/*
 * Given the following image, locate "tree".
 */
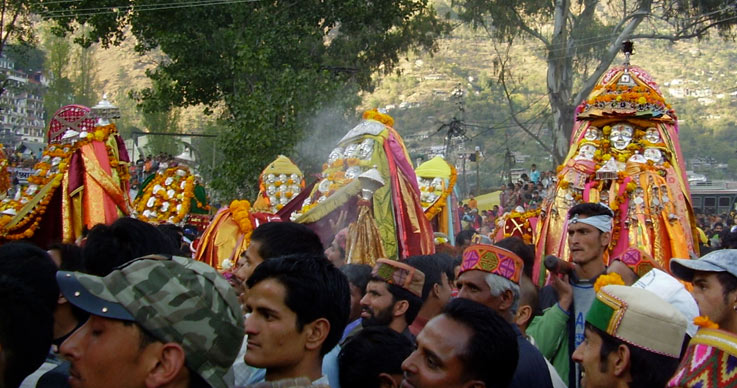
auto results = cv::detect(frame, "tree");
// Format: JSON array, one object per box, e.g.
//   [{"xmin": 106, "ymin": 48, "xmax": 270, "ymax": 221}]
[
  {"xmin": 70, "ymin": 41, "xmax": 98, "ymax": 107},
  {"xmin": 141, "ymin": 107, "xmax": 181, "ymax": 157},
  {"xmin": 40, "ymin": 25, "xmax": 74, "ymax": 119},
  {"xmin": 454, "ymin": 0, "xmax": 737, "ymax": 163},
  {"xmin": 40, "ymin": 0, "xmax": 450, "ymax": 200}
]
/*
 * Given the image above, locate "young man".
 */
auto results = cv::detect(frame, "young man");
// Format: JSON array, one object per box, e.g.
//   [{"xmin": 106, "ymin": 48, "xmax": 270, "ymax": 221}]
[
  {"xmin": 528, "ymin": 202, "xmax": 613, "ymax": 387},
  {"xmin": 57, "ymin": 255, "xmax": 245, "ymax": 388},
  {"xmin": 338, "ymin": 327, "xmax": 413, "ymax": 388},
  {"xmin": 401, "ymin": 298, "xmax": 519, "ymax": 388},
  {"xmin": 360, "ymin": 259, "xmax": 425, "ymax": 341},
  {"xmin": 670, "ymin": 249, "xmax": 737, "ymax": 334},
  {"xmin": 244, "ymin": 254, "xmax": 350, "ymax": 385},
  {"xmin": 456, "ymin": 243, "xmax": 554, "ymax": 388},
  {"xmin": 572, "ymin": 285, "xmax": 687, "ymax": 388},
  {"xmin": 405, "ymin": 254, "xmax": 454, "ymax": 336},
  {"xmin": 234, "ymin": 222, "xmax": 324, "ymax": 286}
]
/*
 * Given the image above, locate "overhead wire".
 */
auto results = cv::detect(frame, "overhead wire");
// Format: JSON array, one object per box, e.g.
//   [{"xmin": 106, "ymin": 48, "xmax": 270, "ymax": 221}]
[{"xmin": 37, "ymin": 0, "xmax": 260, "ymax": 18}]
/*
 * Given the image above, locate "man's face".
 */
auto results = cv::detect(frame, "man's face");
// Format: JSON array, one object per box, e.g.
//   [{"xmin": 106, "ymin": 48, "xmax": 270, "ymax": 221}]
[
  {"xmin": 401, "ymin": 315, "xmax": 472, "ymax": 388},
  {"xmin": 568, "ymin": 219, "xmax": 609, "ymax": 266},
  {"xmin": 348, "ymin": 283, "xmax": 364, "ymax": 323},
  {"xmin": 572, "ymin": 327, "xmax": 617, "ymax": 388},
  {"xmin": 235, "ymin": 240, "xmax": 264, "ymax": 286},
  {"xmin": 244, "ymin": 278, "xmax": 307, "ymax": 370},
  {"xmin": 360, "ymin": 280, "xmax": 395, "ymax": 327},
  {"xmin": 457, "ymin": 270, "xmax": 500, "ymax": 311},
  {"xmin": 692, "ymin": 271, "xmax": 737, "ymax": 327},
  {"xmin": 60, "ymin": 315, "xmax": 153, "ymax": 388}
]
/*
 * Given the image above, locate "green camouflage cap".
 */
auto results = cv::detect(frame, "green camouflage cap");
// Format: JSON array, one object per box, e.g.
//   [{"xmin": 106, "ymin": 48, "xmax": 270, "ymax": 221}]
[{"xmin": 57, "ymin": 255, "xmax": 244, "ymax": 388}]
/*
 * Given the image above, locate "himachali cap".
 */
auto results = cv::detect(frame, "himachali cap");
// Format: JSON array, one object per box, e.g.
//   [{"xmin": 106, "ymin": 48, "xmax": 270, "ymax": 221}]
[
  {"xmin": 586, "ymin": 285, "xmax": 687, "ymax": 358},
  {"xmin": 609, "ymin": 246, "xmax": 660, "ymax": 278},
  {"xmin": 460, "ymin": 244, "xmax": 524, "ymax": 284},
  {"xmin": 667, "ymin": 328, "xmax": 737, "ymax": 388},
  {"xmin": 56, "ymin": 255, "xmax": 244, "ymax": 388},
  {"xmin": 372, "ymin": 258, "xmax": 425, "ymax": 298},
  {"xmin": 670, "ymin": 249, "xmax": 737, "ymax": 282}
]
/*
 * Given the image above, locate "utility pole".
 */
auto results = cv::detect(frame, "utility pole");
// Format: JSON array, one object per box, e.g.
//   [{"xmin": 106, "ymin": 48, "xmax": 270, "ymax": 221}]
[{"xmin": 475, "ymin": 146, "xmax": 481, "ymax": 195}]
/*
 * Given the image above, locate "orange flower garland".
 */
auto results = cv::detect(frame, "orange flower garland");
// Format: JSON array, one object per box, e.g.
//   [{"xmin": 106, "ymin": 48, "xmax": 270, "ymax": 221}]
[
  {"xmin": 593, "ymin": 272, "xmax": 625, "ymax": 293},
  {"xmin": 134, "ymin": 167, "xmax": 197, "ymax": 224},
  {"xmin": 693, "ymin": 316, "xmax": 719, "ymax": 329}
]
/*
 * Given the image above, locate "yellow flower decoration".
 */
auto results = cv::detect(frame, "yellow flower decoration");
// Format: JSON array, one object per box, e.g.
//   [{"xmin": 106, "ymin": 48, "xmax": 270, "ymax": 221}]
[
  {"xmin": 594, "ymin": 272, "xmax": 625, "ymax": 293},
  {"xmin": 693, "ymin": 316, "xmax": 719, "ymax": 329}
]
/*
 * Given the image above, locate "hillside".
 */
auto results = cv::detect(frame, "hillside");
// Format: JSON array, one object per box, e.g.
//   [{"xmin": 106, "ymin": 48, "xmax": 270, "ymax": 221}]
[{"xmin": 85, "ymin": 9, "xmax": 737, "ymax": 193}]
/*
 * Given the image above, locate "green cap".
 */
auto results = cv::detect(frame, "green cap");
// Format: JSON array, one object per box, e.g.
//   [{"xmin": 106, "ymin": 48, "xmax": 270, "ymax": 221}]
[{"xmin": 57, "ymin": 255, "xmax": 244, "ymax": 388}]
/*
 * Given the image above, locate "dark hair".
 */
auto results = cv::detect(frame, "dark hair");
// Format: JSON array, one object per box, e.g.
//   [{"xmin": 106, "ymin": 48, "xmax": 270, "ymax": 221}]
[
  {"xmin": 156, "ymin": 223, "xmax": 186, "ymax": 256},
  {"xmin": 250, "ymin": 222, "xmax": 323, "ymax": 260},
  {"xmin": 340, "ymin": 264, "xmax": 372, "ymax": 295},
  {"xmin": 338, "ymin": 327, "xmax": 413, "ymax": 388},
  {"xmin": 246, "ymin": 254, "xmax": 350, "ymax": 356},
  {"xmin": 83, "ymin": 217, "xmax": 177, "ymax": 276},
  {"xmin": 48, "ymin": 242, "xmax": 84, "ymax": 272},
  {"xmin": 455, "ymin": 229, "xmax": 477, "ymax": 248},
  {"xmin": 568, "ymin": 202, "xmax": 614, "ymax": 220},
  {"xmin": 494, "ymin": 237, "xmax": 535, "ymax": 279},
  {"xmin": 383, "ymin": 280, "xmax": 423, "ymax": 325},
  {"xmin": 716, "ymin": 271, "xmax": 737, "ymax": 299},
  {"xmin": 0, "ymin": 274, "xmax": 54, "ymax": 388},
  {"xmin": 589, "ymin": 324, "xmax": 680, "ymax": 388},
  {"xmin": 0, "ymin": 242, "xmax": 59, "ymax": 313},
  {"xmin": 443, "ymin": 298, "xmax": 518, "ymax": 388},
  {"xmin": 405, "ymin": 254, "xmax": 454, "ymax": 300}
]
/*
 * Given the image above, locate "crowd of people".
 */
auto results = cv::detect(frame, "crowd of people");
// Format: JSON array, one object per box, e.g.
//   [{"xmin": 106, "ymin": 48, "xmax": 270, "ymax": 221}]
[{"xmin": 2, "ymin": 199, "xmax": 736, "ymax": 388}]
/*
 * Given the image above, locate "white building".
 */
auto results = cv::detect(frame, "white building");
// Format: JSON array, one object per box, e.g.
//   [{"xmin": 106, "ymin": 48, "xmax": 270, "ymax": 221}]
[{"xmin": 0, "ymin": 55, "xmax": 47, "ymax": 145}]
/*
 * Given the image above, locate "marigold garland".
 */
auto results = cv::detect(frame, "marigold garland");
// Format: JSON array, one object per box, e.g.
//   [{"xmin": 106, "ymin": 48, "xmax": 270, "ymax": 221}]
[
  {"xmin": 693, "ymin": 316, "xmax": 719, "ymax": 329},
  {"xmin": 230, "ymin": 200, "xmax": 253, "ymax": 235},
  {"xmin": 134, "ymin": 167, "xmax": 197, "ymax": 224},
  {"xmin": 362, "ymin": 109, "xmax": 394, "ymax": 128},
  {"xmin": 593, "ymin": 272, "xmax": 625, "ymax": 293}
]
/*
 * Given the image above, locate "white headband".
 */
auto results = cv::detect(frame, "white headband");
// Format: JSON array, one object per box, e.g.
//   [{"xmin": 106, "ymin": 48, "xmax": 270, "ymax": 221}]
[{"xmin": 569, "ymin": 214, "xmax": 612, "ymax": 233}]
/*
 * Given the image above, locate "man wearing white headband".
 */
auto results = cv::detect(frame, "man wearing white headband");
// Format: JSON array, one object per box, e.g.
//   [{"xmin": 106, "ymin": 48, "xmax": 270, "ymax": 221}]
[{"xmin": 528, "ymin": 202, "xmax": 614, "ymax": 388}]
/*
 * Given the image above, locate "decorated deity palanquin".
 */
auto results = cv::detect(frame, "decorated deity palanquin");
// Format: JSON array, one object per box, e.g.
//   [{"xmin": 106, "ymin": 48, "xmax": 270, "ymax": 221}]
[
  {"xmin": 0, "ymin": 102, "xmax": 131, "ymax": 246},
  {"xmin": 133, "ymin": 164, "xmax": 209, "ymax": 225},
  {"xmin": 194, "ymin": 155, "xmax": 303, "ymax": 270},
  {"xmin": 532, "ymin": 65, "xmax": 697, "ymax": 284},
  {"xmin": 415, "ymin": 156, "xmax": 460, "ymax": 244},
  {"xmin": 291, "ymin": 110, "xmax": 434, "ymax": 262}
]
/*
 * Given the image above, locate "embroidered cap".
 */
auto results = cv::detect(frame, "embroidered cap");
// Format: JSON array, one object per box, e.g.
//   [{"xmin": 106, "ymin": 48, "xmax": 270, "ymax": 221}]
[
  {"xmin": 609, "ymin": 247, "xmax": 660, "ymax": 278},
  {"xmin": 372, "ymin": 258, "xmax": 425, "ymax": 298},
  {"xmin": 667, "ymin": 328, "xmax": 737, "ymax": 387},
  {"xmin": 586, "ymin": 285, "xmax": 687, "ymax": 358},
  {"xmin": 459, "ymin": 244, "xmax": 524, "ymax": 284}
]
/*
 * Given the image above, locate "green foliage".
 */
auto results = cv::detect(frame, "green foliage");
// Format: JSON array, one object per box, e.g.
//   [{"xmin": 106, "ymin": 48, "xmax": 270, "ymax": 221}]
[{"xmin": 40, "ymin": 0, "xmax": 449, "ymax": 200}]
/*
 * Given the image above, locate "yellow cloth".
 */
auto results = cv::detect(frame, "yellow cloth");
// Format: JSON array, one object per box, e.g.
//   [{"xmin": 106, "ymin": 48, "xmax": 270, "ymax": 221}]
[{"xmin": 416, "ymin": 156, "xmax": 452, "ymax": 179}]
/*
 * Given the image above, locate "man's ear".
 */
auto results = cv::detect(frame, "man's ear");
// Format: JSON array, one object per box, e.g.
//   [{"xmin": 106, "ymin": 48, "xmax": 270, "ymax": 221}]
[
  {"xmin": 432, "ymin": 283, "xmax": 442, "ymax": 299},
  {"xmin": 461, "ymin": 380, "xmax": 486, "ymax": 388},
  {"xmin": 612, "ymin": 343, "xmax": 631, "ymax": 377},
  {"xmin": 393, "ymin": 300, "xmax": 409, "ymax": 317},
  {"xmin": 304, "ymin": 318, "xmax": 330, "ymax": 352},
  {"xmin": 514, "ymin": 305, "xmax": 533, "ymax": 328},
  {"xmin": 144, "ymin": 343, "xmax": 187, "ymax": 388},
  {"xmin": 498, "ymin": 289, "xmax": 515, "ymax": 312},
  {"xmin": 378, "ymin": 372, "xmax": 401, "ymax": 388},
  {"xmin": 600, "ymin": 231, "xmax": 612, "ymax": 248}
]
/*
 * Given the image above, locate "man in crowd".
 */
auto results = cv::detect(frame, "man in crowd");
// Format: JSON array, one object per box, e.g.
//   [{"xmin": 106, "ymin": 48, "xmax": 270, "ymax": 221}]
[
  {"xmin": 572, "ymin": 285, "xmax": 687, "ymax": 388},
  {"xmin": 57, "ymin": 254, "xmax": 244, "ymax": 388},
  {"xmin": 456, "ymin": 243, "xmax": 553, "ymax": 388},
  {"xmin": 528, "ymin": 202, "xmax": 613, "ymax": 387},
  {"xmin": 405, "ymin": 254, "xmax": 454, "ymax": 336},
  {"xmin": 338, "ymin": 327, "xmax": 413, "ymax": 388},
  {"xmin": 401, "ymin": 298, "xmax": 519, "ymax": 388},
  {"xmin": 244, "ymin": 254, "xmax": 349, "ymax": 386},
  {"xmin": 0, "ymin": 243, "xmax": 58, "ymax": 388},
  {"xmin": 234, "ymin": 222, "xmax": 324, "ymax": 287},
  {"xmin": 339, "ymin": 264, "xmax": 373, "ymax": 342},
  {"xmin": 360, "ymin": 259, "xmax": 425, "ymax": 342},
  {"xmin": 670, "ymin": 249, "xmax": 737, "ymax": 334}
]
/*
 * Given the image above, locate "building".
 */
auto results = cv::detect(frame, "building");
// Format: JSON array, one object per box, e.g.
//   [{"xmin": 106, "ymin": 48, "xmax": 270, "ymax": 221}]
[{"xmin": 0, "ymin": 54, "xmax": 48, "ymax": 146}]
